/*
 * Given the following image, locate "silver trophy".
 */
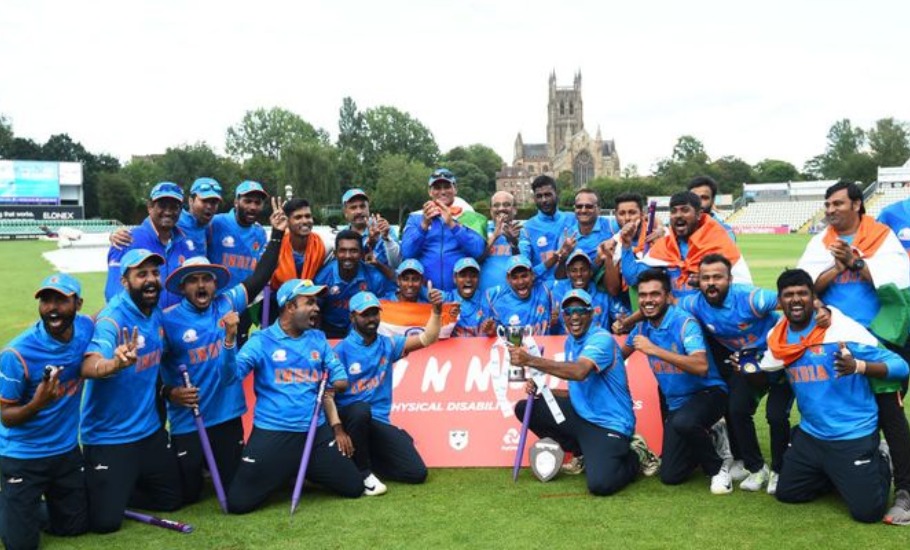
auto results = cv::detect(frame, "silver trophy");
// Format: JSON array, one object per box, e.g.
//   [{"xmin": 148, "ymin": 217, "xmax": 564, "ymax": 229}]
[
  {"xmin": 497, "ymin": 324, "xmax": 533, "ymax": 382},
  {"xmin": 530, "ymin": 438, "xmax": 565, "ymax": 482}
]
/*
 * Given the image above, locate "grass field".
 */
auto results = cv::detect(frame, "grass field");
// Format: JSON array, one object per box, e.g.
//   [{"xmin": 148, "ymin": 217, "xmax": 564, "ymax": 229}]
[{"xmin": 2, "ymin": 234, "xmax": 908, "ymax": 549}]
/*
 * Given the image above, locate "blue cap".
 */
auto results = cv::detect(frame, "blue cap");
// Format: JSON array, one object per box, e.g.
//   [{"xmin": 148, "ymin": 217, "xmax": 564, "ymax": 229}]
[
  {"xmin": 506, "ymin": 255, "xmax": 532, "ymax": 274},
  {"xmin": 561, "ymin": 288, "xmax": 593, "ymax": 308},
  {"xmin": 165, "ymin": 256, "xmax": 231, "ymax": 295},
  {"xmin": 396, "ymin": 259, "xmax": 425, "ymax": 276},
  {"xmin": 453, "ymin": 257, "xmax": 481, "ymax": 274},
  {"xmin": 149, "ymin": 181, "xmax": 184, "ymax": 202},
  {"xmin": 276, "ymin": 278, "xmax": 327, "ymax": 308},
  {"xmin": 349, "ymin": 291, "xmax": 382, "ymax": 313},
  {"xmin": 566, "ymin": 248, "xmax": 591, "ymax": 265},
  {"xmin": 342, "ymin": 188, "xmax": 369, "ymax": 205},
  {"xmin": 119, "ymin": 248, "xmax": 165, "ymax": 277},
  {"xmin": 236, "ymin": 180, "xmax": 268, "ymax": 198},
  {"xmin": 34, "ymin": 272, "xmax": 81, "ymax": 298},
  {"xmin": 428, "ymin": 168, "xmax": 456, "ymax": 186},
  {"xmin": 190, "ymin": 177, "xmax": 222, "ymax": 200}
]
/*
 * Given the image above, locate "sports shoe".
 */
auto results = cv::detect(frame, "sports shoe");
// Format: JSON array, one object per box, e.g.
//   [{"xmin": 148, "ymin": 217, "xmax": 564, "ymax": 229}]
[
  {"xmin": 710, "ymin": 460, "xmax": 733, "ymax": 495},
  {"xmin": 710, "ymin": 419, "xmax": 734, "ymax": 462},
  {"xmin": 767, "ymin": 471, "xmax": 779, "ymax": 495},
  {"xmin": 728, "ymin": 460, "xmax": 749, "ymax": 482},
  {"xmin": 560, "ymin": 455, "xmax": 585, "ymax": 475},
  {"xmin": 885, "ymin": 489, "xmax": 910, "ymax": 526},
  {"xmin": 630, "ymin": 434, "xmax": 661, "ymax": 477},
  {"xmin": 740, "ymin": 464, "xmax": 770, "ymax": 492},
  {"xmin": 363, "ymin": 473, "xmax": 387, "ymax": 496}
]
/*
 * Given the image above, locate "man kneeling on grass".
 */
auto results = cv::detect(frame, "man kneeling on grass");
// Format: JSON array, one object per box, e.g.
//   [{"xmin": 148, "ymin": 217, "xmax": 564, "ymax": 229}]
[
  {"xmin": 331, "ymin": 290, "xmax": 444, "ymax": 495},
  {"xmin": 764, "ymin": 268, "xmax": 907, "ymax": 523},
  {"xmin": 508, "ymin": 289, "xmax": 659, "ymax": 496}
]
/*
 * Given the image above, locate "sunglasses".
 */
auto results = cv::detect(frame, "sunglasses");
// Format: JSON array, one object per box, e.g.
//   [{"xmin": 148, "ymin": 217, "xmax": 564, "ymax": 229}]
[
  {"xmin": 195, "ymin": 182, "xmax": 222, "ymax": 193},
  {"xmin": 562, "ymin": 306, "xmax": 593, "ymax": 316},
  {"xmin": 574, "ymin": 203, "xmax": 596, "ymax": 210}
]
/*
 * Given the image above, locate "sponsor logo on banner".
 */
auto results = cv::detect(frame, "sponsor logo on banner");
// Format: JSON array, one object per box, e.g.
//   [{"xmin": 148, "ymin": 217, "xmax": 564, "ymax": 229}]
[
  {"xmin": 449, "ymin": 430, "xmax": 469, "ymax": 451},
  {"xmin": 501, "ymin": 427, "xmax": 519, "ymax": 451}
]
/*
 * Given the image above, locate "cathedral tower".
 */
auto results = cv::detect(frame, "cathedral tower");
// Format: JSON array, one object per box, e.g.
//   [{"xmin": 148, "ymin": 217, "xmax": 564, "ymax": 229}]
[{"xmin": 546, "ymin": 70, "xmax": 584, "ymax": 157}]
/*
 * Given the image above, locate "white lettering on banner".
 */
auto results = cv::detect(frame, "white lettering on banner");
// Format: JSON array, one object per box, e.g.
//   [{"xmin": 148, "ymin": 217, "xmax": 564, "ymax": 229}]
[
  {"xmin": 392, "ymin": 402, "xmax": 444, "ymax": 413},
  {"xmin": 421, "ymin": 357, "xmax": 452, "ymax": 392},
  {"xmin": 465, "ymin": 353, "xmax": 499, "ymax": 392},
  {"xmin": 391, "ymin": 358, "xmax": 409, "ymax": 389},
  {"xmin": 446, "ymin": 401, "xmax": 499, "ymax": 412}
]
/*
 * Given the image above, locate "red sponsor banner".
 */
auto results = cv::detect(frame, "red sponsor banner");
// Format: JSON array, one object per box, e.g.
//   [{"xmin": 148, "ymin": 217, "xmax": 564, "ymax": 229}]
[
  {"xmin": 241, "ymin": 336, "xmax": 662, "ymax": 467},
  {"xmin": 732, "ymin": 225, "xmax": 789, "ymax": 235}
]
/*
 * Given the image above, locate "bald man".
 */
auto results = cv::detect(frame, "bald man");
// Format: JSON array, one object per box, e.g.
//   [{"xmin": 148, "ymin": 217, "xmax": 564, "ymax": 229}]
[{"xmin": 480, "ymin": 191, "xmax": 521, "ymax": 293}]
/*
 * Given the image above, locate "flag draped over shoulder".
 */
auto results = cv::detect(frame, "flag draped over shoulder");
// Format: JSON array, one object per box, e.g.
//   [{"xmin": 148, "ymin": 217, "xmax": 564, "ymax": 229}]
[
  {"xmin": 270, "ymin": 232, "xmax": 326, "ymax": 290},
  {"xmin": 762, "ymin": 307, "xmax": 878, "ymax": 370},
  {"xmin": 798, "ymin": 216, "xmax": 910, "ymax": 345},
  {"xmin": 635, "ymin": 214, "xmax": 752, "ymax": 287},
  {"xmin": 378, "ymin": 301, "xmax": 459, "ymax": 339}
]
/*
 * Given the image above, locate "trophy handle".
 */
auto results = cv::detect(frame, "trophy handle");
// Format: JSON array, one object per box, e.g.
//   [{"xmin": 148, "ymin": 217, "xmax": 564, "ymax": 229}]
[{"xmin": 496, "ymin": 325, "xmax": 506, "ymax": 340}]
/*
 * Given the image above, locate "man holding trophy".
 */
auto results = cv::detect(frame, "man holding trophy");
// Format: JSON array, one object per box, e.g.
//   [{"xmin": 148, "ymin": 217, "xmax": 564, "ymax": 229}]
[{"xmin": 507, "ymin": 289, "xmax": 658, "ymax": 496}]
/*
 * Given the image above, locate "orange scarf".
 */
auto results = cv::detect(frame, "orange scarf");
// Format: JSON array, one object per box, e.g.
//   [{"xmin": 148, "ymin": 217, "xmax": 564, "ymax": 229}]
[
  {"xmin": 647, "ymin": 214, "xmax": 740, "ymax": 286},
  {"xmin": 767, "ymin": 317, "xmax": 826, "ymax": 366},
  {"xmin": 822, "ymin": 215, "xmax": 890, "ymax": 258},
  {"xmin": 270, "ymin": 231, "xmax": 326, "ymax": 290}
]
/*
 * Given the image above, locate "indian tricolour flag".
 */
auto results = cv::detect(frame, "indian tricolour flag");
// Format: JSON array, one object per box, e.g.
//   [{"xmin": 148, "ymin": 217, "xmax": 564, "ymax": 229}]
[{"xmin": 378, "ymin": 301, "xmax": 460, "ymax": 339}]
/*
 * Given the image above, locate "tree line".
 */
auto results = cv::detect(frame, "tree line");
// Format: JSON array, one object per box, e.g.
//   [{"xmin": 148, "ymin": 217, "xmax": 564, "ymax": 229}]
[{"xmin": 1, "ymin": 106, "xmax": 908, "ymax": 224}]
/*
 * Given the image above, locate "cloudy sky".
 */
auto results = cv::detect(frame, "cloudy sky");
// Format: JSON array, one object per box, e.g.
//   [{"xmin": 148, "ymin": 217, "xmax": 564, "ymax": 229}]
[{"xmin": 2, "ymin": 0, "xmax": 908, "ymax": 174}]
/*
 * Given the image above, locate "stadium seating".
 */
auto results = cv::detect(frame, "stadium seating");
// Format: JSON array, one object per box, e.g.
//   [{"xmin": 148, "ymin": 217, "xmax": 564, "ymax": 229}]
[
  {"xmin": 729, "ymin": 201, "xmax": 824, "ymax": 230},
  {"xmin": 866, "ymin": 185, "xmax": 910, "ymax": 219},
  {"xmin": 0, "ymin": 219, "xmax": 122, "ymax": 238}
]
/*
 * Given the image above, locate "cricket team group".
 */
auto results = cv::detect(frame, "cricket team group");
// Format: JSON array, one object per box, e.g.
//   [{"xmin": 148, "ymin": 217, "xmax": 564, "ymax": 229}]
[{"xmin": 4, "ymin": 168, "xmax": 910, "ymax": 548}]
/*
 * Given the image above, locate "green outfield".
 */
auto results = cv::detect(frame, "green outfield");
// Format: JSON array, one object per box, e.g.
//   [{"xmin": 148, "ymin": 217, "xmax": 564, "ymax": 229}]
[{"xmin": 2, "ymin": 234, "xmax": 907, "ymax": 549}]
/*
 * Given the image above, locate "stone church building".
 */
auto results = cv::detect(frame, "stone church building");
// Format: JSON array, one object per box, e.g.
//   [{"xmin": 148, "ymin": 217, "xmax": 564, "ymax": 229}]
[{"xmin": 496, "ymin": 71, "xmax": 621, "ymax": 205}]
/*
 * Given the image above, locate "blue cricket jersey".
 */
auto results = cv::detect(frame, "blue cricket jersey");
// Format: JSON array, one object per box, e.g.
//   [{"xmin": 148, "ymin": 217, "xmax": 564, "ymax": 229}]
[
  {"xmin": 442, "ymin": 290, "xmax": 483, "ymax": 336},
  {"xmin": 0, "ymin": 315, "xmax": 93, "ymax": 459},
  {"xmin": 81, "ymin": 292, "xmax": 166, "ymax": 445},
  {"xmin": 333, "ymin": 331, "xmax": 407, "ymax": 424},
  {"xmin": 558, "ymin": 217, "xmax": 615, "ymax": 265},
  {"xmin": 315, "ymin": 260, "xmax": 395, "ymax": 334},
  {"xmin": 207, "ymin": 211, "xmax": 267, "ymax": 286},
  {"xmin": 105, "ymin": 218, "xmax": 194, "ymax": 308},
  {"xmin": 178, "ymin": 209, "xmax": 209, "ymax": 256},
  {"xmin": 480, "ymin": 225, "xmax": 516, "ymax": 293},
  {"xmin": 678, "ymin": 284, "xmax": 779, "ymax": 352},
  {"xmin": 160, "ymin": 285, "xmax": 249, "ymax": 435},
  {"xmin": 339, "ymin": 224, "xmax": 400, "ymax": 267},
  {"xmin": 400, "ymin": 213, "xmax": 486, "ymax": 291},
  {"xmin": 223, "ymin": 324, "xmax": 347, "ymax": 432},
  {"xmin": 814, "ymin": 234, "xmax": 880, "ymax": 328},
  {"xmin": 878, "ymin": 199, "xmax": 910, "ymax": 256},
  {"xmin": 627, "ymin": 305, "xmax": 726, "ymax": 411},
  {"xmin": 482, "ymin": 282, "xmax": 554, "ymax": 335},
  {"xmin": 564, "ymin": 327, "xmax": 636, "ymax": 436},
  {"xmin": 519, "ymin": 209, "xmax": 570, "ymax": 284},
  {"xmin": 784, "ymin": 318, "xmax": 909, "ymax": 440}
]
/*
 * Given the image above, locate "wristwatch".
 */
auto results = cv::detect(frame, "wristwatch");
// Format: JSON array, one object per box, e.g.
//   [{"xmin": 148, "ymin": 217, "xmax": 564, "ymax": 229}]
[{"xmin": 849, "ymin": 258, "xmax": 866, "ymax": 272}]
